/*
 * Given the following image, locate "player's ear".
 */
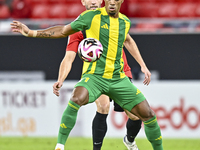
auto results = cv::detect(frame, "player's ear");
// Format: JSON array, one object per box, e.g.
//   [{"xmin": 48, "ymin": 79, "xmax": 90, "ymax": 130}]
[{"xmin": 81, "ymin": 0, "xmax": 85, "ymax": 6}]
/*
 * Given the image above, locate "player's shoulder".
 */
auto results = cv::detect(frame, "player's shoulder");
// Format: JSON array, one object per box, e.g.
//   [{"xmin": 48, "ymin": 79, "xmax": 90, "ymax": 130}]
[
  {"xmin": 119, "ymin": 13, "xmax": 131, "ymax": 23},
  {"xmin": 80, "ymin": 8, "xmax": 101, "ymax": 17}
]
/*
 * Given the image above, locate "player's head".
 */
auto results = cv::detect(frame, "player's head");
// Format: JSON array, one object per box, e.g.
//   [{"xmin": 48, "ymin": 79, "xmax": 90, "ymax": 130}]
[
  {"xmin": 81, "ymin": 0, "xmax": 103, "ymax": 10},
  {"xmin": 104, "ymin": 0, "xmax": 124, "ymax": 18}
]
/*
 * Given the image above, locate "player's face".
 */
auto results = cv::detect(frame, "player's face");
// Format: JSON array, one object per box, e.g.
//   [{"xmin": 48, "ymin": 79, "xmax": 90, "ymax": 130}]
[
  {"xmin": 104, "ymin": 0, "xmax": 124, "ymax": 18},
  {"xmin": 81, "ymin": 0, "xmax": 103, "ymax": 10}
]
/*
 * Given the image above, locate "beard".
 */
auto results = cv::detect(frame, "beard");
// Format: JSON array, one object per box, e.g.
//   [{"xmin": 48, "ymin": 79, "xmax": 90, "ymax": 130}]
[{"xmin": 109, "ymin": 12, "xmax": 116, "ymax": 16}]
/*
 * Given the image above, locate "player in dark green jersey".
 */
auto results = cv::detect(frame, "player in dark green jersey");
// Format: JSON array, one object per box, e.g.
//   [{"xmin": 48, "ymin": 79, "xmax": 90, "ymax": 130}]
[{"xmin": 11, "ymin": 0, "xmax": 164, "ymax": 150}]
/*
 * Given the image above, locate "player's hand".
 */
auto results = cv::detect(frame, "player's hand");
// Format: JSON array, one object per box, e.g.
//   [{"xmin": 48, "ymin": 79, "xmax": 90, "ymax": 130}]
[
  {"xmin": 141, "ymin": 67, "xmax": 151, "ymax": 85},
  {"xmin": 53, "ymin": 81, "xmax": 63, "ymax": 97},
  {"xmin": 10, "ymin": 21, "xmax": 29, "ymax": 36}
]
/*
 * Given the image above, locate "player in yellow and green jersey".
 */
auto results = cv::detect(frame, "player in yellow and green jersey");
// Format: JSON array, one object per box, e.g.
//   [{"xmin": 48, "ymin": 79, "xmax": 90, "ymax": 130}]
[
  {"xmin": 53, "ymin": 1, "xmax": 143, "ymax": 150},
  {"xmin": 72, "ymin": 7, "xmax": 130, "ymax": 79},
  {"xmin": 11, "ymin": 0, "xmax": 164, "ymax": 150}
]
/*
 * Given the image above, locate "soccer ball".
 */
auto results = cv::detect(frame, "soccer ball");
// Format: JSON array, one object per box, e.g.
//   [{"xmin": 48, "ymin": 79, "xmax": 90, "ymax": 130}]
[{"xmin": 78, "ymin": 38, "xmax": 103, "ymax": 62}]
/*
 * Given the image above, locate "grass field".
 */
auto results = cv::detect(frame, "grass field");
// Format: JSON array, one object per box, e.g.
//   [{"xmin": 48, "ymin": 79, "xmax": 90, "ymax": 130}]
[{"xmin": 0, "ymin": 137, "xmax": 200, "ymax": 150}]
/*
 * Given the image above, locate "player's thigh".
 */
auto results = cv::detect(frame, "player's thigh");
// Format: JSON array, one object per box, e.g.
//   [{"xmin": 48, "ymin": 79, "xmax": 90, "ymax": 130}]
[
  {"xmin": 75, "ymin": 74, "xmax": 107, "ymax": 104},
  {"xmin": 70, "ymin": 86, "xmax": 90, "ymax": 105},
  {"xmin": 109, "ymin": 77, "xmax": 146, "ymax": 112},
  {"xmin": 95, "ymin": 94, "xmax": 110, "ymax": 114},
  {"xmin": 130, "ymin": 99, "xmax": 155, "ymax": 121}
]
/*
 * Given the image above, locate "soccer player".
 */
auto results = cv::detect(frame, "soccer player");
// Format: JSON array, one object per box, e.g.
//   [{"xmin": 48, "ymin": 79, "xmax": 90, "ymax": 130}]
[
  {"xmin": 53, "ymin": 0, "xmax": 141, "ymax": 150},
  {"xmin": 10, "ymin": 0, "xmax": 164, "ymax": 150}
]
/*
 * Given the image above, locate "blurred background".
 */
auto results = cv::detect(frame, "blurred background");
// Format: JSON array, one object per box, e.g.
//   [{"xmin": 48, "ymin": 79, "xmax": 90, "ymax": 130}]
[{"xmin": 0, "ymin": 0, "xmax": 200, "ymax": 145}]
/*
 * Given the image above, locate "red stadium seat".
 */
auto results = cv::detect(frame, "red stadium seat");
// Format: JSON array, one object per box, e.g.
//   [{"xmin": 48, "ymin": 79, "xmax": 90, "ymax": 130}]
[
  {"xmin": 127, "ymin": 0, "xmax": 138, "ymax": 2},
  {"xmin": 11, "ymin": 0, "xmax": 32, "ymax": 18},
  {"xmin": 50, "ymin": 0, "xmax": 81, "ymax": 4},
  {"xmin": 65, "ymin": 3, "xmax": 85, "ymax": 18},
  {"xmin": 49, "ymin": 4, "xmax": 68, "ymax": 18},
  {"xmin": 65, "ymin": 0, "xmax": 80, "ymax": 2},
  {"xmin": 120, "ymin": 0, "xmax": 129, "ymax": 16},
  {"xmin": 155, "ymin": 0, "xmax": 175, "ymax": 2},
  {"xmin": 25, "ymin": 0, "xmax": 49, "ymax": 5},
  {"xmin": 195, "ymin": 3, "xmax": 200, "ymax": 17},
  {"xmin": 0, "ymin": 4, "xmax": 10, "ymax": 19},
  {"xmin": 127, "ymin": 2, "xmax": 140, "ymax": 17},
  {"xmin": 48, "ymin": 0, "xmax": 66, "ymax": 4},
  {"xmin": 158, "ymin": 3, "xmax": 178, "ymax": 18},
  {"xmin": 176, "ymin": 3, "xmax": 196, "ymax": 18},
  {"xmin": 137, "ymin": 3, "xmax": 159, "ymax": 18},
  {"xmin": 156, "ymin": 0, "xmax": 200, "ymax": 3},
  {"xmin": 174, "ymin": 0, "xmax": 199, "ymax": 2},
  {"xmin": 137, "ymin": 0, "xmax": 156, "ymax": 2},
  {"xmin": 31, "ymin": 4, "xmax": 50, "ymax": 19}
]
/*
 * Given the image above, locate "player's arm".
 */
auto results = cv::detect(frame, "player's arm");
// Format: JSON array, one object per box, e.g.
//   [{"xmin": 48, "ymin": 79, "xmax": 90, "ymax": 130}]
[
  {"xmin": 53, "ymin": 51, "xmax": 76, "ymax": 96},
  {"xmin": 10, "ymin": 21, "xmax": 76, "ymax": 38},
  {"xmin": 58, "ymin": 51, "xmax": 76, "ymax": 83},
  {"xmin": 124, "ymin": 33, "xmax": 151, "ymax": 85}
]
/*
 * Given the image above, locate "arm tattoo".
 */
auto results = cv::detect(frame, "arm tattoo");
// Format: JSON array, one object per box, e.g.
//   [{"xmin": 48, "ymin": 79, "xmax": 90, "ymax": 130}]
[{"xmin": 39, "ymin": 31, "xmax": 55, "ymax": 37}]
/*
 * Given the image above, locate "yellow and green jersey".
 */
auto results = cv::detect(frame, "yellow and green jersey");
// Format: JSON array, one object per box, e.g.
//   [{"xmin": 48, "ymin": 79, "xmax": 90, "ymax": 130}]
[{"xmin": 70, "ymin": 7, "xmax": 131, "ymax": 79}]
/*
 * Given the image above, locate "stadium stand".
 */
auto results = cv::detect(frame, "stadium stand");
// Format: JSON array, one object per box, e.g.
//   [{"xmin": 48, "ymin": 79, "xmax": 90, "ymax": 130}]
[
  {"xmin": 31, "ymin": 4, "xmax": 50, "ymax": 19},
  {"xmin": 49, "ymin": 4, "xmax": 68, "ymax": 19},
  {"xmin": 195, "ymin": 3, "xmax": 200, "ymax": 17},
  {"xmin": 137, "ymin": 3, "xmax": 160, "ymax": 18},
  {"xmin": 64, "ymin": 3, "xmax": 85, "ymax": 18},
  {"xmin": 173, "ymin": 0, "xmax": 199, "ymax": 2},
  {"xmin": 1, "ymin": 0, "xmax": 200, "ymax": 19},
  {"xmin": 157, "ymin": 3, "xmax": 178, "ymax": 18},
  {"xmin": 127, "ymin": 2, "xmax": 140, "ymax": 18},
  {"xmin": 0, "ymin": 1, "xmax": 10, "ymax": 19},
  {"xmin": 25, "ymin": 0, "xmax": 49, "ymax": 5},
  {"xmin": 11, "ymin": 0, "xmax": 32, "ymax": 18},
  {"xmin": 1, "ymin": 0, "xmax": 200, "ymax": 33},
  {"xmin": 176, "ymin": 3, "xmax": 197, "ymax": 18}
]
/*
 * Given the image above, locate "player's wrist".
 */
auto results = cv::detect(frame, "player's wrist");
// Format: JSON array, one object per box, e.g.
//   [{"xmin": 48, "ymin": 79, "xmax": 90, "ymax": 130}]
[
  {"xmin": 57, "ymin": 80, "xmax": 64, "ymax": 84},
  {"xmin": 28, "ymin": 30, "xmax": 37, "ymax": 37},
  {"xmin": 22, "ymin": 29, "xmax": 37, "ymax": 37}
]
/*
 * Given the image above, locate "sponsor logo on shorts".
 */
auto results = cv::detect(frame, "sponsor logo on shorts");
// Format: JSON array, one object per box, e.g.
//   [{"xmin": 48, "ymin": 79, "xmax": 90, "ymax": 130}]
[{"xmin": 136, "ymin": 89, "xmax": 141, "ymax": 95}]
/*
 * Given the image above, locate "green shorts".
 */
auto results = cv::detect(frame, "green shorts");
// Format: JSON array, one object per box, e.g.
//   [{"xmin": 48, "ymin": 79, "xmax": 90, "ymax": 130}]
[{"xmin": 74, "ymin": 74, "xmax": 146, "ymax": 111}]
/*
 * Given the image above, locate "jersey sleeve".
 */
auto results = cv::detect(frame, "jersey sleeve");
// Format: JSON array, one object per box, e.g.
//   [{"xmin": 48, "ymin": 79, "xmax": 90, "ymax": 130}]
[
  {"xmin": 70, "ymin": 9, "xmax": 100, "ymax": 31},
  {"xmin": 70, "ymin": 15, "xmax": 88, "ymax": 31},
  {"xmin": 122, "ymin": 49, "xmax": 133, "ymax": 79},
  {"xmin": 66, "ymin": 31, "xmax": 84, "ymax": 53}
]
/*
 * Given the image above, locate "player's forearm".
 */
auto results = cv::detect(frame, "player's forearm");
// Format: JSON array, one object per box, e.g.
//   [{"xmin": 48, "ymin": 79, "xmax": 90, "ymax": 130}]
[
  {"xmin": 124, "ymin": 37, "xmax": 147, "ymax": 68},
  {"xmin": 129, "ymin": 45, "xmax": 146, "ymax": 68},
  {"xmin": 11, "ymin": 21, "xmax": 76, "ymax": 38},
  {"xmin": 31, "ymin": 26, "xmax": 66, "ymax": 38},
  {"xmin": 28, "ymin": 24, "xmax": 76, "ymax": 39},
  {"xmin": 57, "ymin": 61, "xmax": 72, "ymax": 83},
  {"xmin": 37, "ymin": 26, "xmax": 65, "ymax": 38}
]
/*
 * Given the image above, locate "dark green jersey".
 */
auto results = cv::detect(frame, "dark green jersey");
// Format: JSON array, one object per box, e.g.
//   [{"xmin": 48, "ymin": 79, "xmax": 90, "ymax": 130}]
[{"xmin": 71, "ymin": 7, "xmax": 131, "ymax": 79}]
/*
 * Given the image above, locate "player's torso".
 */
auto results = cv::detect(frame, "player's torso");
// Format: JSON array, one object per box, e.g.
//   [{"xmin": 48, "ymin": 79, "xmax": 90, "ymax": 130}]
[{"xmin": 82, "ymin": 7, "xmax": 131, "ymax": 79}]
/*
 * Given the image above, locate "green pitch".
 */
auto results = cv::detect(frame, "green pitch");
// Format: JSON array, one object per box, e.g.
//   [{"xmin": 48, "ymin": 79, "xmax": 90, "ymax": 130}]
[{"xmin": 0, "ymin": 137, "xmax": 200, "ymax": 150}]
